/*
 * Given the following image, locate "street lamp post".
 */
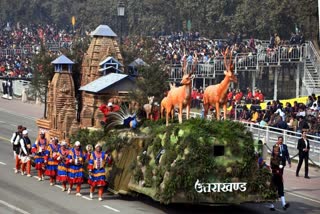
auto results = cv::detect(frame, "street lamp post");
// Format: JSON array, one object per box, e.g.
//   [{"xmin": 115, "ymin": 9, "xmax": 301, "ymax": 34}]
[{"xmin": 117, "ymin": 0, "xmax": 125, "ymax": 44}]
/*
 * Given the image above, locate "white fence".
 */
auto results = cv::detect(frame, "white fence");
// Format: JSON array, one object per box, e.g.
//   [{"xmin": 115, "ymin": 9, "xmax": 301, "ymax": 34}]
[
  {"xmin": 188, "ymin": 111, "xmax": 320, "ymax": 166},
  {"xmin": 169, "ymin": 44, "xmax": 307, "ymax": 80},
  {"xmin": 0, "ymin": 79, "xmax": 31, "ymax": 97}
]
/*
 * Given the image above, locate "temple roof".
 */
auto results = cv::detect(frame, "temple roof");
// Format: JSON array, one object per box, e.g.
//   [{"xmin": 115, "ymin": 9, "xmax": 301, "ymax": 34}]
[
  {"xmin": 90, "ymin": 25, "xmax": 117, "ymax": 37},
  {"xmin": 51, "ymin": 55, "xmax": 74, "ymax": 64},
  {"xmin": 99, "ymin": 56, "xmax": 123, "ymax": 66},
  {"xmin": 79, "ymin": 73, "xmax": 129, "ymax": 93}
]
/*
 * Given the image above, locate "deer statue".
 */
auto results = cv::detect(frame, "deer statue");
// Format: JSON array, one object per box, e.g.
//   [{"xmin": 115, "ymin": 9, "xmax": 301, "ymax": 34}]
[
  {"xmin": 165, "ymin": 52, "xmax": 197, "ymax": 126},
  {"xmin": 160, "ymin": 82, "xmax": 176, "ymax": 118},
  {"xmin": 203, "ymin": 47, "xmax": 237, "ymax": 120},
  {"xmin": 143, "ymin": 96, "xmax": 155, "ymax": 119}
]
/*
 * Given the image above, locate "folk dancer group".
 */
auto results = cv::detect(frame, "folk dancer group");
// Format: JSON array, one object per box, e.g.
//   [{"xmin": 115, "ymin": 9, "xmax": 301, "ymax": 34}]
[{"xmin": 10, "ymin": 125, "xmax": 112, "ymax": 201}]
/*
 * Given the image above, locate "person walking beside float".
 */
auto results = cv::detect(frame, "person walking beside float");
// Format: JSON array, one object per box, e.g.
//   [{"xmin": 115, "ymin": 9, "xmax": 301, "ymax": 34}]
[
  {"xmin": 88, "ymin": 142, "xmax": 112, "ymax": 201},
  {"xmin": 270, "ymin": 145, "xmax": 290, "ymax": 211},
  {"xmin": 45, "ymin": 137, "xmax": 60, "ymax": 186},
  {"xmin": 11, "ymin": 125, "xmax": 23, "ymax": 173},
  {"xmin": 67, "ymin": 141, "xmax": 86, "ymax": 196},
  {"xmin": 19, "ymin": 130, "xmax": 32, "ymax": 177},
  {"xmin": 32, "ymin": 131, "xmax": 48, "ymax": 181},
  {"xmin": 56, "ymin": 141, "xmax": 70, "ymax": 192}
]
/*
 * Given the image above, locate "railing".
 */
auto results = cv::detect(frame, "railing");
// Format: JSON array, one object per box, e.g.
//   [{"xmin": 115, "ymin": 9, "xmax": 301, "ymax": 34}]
[
  {"xmin": 240, "ymin": 121, "xmax": 320, "ymax": 166},
  {"xmin": 186, "ymin": 111, "xmax": 320, "ymax": 166},
  {"xmin": 169, "ymin": 44, "xmax": 306, "ymax": 80},
  {"xmin": 306, "ymin": 41, "xmax": 320, "ymax": 78},
  {"xmin": 303, "ymin": 62, "xmax": 316, "ymax": 95},
  {"xmin": 0, "ymin": 42, "xmax": 72, "ymax": 57}
]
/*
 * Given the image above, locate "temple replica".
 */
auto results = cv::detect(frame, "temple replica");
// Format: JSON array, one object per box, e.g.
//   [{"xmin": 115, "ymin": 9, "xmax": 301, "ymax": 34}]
[
  {"xmin": 36, "ymin": 55, "xmax": 79, "ymax": 140},
  {"xmin": 36, "ymin": 25, "xmax": 136, "ymax": 140},
  {"xmin": 79, "ymin": 25, "xmax": 135, "ymax": 128}
]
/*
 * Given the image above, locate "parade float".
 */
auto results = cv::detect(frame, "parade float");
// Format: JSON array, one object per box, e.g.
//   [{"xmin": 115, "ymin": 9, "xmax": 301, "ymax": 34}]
[{"xmin": 36, "ymin": 24, "xmax": 277, "ymax": 205}]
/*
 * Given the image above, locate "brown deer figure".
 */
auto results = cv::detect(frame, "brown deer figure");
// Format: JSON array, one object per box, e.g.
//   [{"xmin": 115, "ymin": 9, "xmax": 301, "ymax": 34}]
[
  {"xmin": 160, "ymin": 82, "xmax": 175, "ymax": 118},
  {"xmin": 203, "ymin": 47, "xmax": 237, "ymax": 120},
  {"xmin": 165, "ymin": 53, "xmax": 197, "ymax": 126},
  {"xmin": 143, "ymin": 96, "xmax": 155, "ymax": 119}
]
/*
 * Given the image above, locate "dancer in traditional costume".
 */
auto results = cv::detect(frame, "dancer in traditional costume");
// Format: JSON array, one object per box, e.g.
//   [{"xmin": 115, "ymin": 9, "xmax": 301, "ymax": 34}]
[
  {"xmin": 19, "ymin": 130, "xmax": 32, "ymax": 177},
  {"xmin": 45, "ymin": 137, "xmax": 60, "ymax": 186},
  {"xmin": 85, "ymin": 144, "xmax": 93, "ymax": 160},
  {"xmin": 32, "ymin": 131, "xmax": 48, "ymax": 181},
  {"xmin": 67, "ymin": 141, "xmax": 86, "ymax": 196},
  {"xmin": 56, "ymin": 141, "xmax": 69, "ymax": 191},
  {"xmin": 88, "ymin": 143, "xmax": 112, "ymax": 201}
]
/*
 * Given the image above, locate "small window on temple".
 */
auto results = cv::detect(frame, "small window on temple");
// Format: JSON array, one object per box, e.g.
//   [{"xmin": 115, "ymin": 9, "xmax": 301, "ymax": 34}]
[{"xmin": 213, "ymin": 145, "xmax": 225, "ymax": 156}]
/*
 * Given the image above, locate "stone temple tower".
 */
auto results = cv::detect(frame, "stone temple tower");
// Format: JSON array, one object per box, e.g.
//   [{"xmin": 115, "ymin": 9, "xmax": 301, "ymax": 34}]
[
  {"xmin": 79, "ymin": 25, "xmax": 124, "ymax": 128},
  {"xmin": 36, "ymin": 55, "xmax": 79, "ymax": 141},
  {"xmin": 81, "ymin": 25, "xmax": 123, "ymax": 87}
]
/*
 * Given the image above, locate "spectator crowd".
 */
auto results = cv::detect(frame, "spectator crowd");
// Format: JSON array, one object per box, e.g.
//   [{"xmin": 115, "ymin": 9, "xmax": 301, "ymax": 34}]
[
  {"xmin": 0, "ymin": 22, "xmax": 75, "ymax": 78},
  {"xmin": 234, "ymin": 93, "xmax": 320, "ymax": 138}
]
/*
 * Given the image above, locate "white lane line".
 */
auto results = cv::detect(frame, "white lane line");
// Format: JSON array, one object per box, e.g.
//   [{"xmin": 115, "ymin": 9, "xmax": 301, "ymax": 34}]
[
  {"xmin": 0, "ymin": 107, "xmax": 37, "ymax": 120},
  {"xmin": 82, "ymin": 196, "xmax": 92, "ymax": 201},
  {"xmin": 0, "ymin": 135, "xmax": 10, "ymax": 142},
  {"xmin": 103, "ymin": 205, "xmax": 120, "ymax": 212},
  {"xmin": 0, "ymin": 161, "xmax": 7, "ymax": 165},
  {"xmin": 0, "ymin": 199, "xmax": 32, "ymax": 214},
  {"xmin": 55, "ymin": 185, "xmax": 63, "ymax": 189},
  {"xmin": 287, "ymin": 191, "xmax": 320, "ymax": 204}
]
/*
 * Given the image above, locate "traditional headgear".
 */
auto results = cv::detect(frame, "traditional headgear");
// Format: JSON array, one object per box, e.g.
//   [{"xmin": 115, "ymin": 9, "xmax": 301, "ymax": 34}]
[
  {"xmin": 60, "ymin": 141, "xmax": 67, "ymax": 146},
  {"xmin": 22, "ymin": 130, "xmax": 28, "ymax": 135},
  {"xmin": 86, "ymin": 144, "xmax": 93, "ymax": 151},
  {"xmin": 40, "ymin": 130, "xmax": 45, "ymax": 135},
  {"xmin": 108, "ymin": 102, "xmax": 113, "ymax": 107},
  {"xmin": 95, "ymin": 143, "xmax": 102, "ymax": 148},
  {"xmin": 75, "ymin": 141, "xmax": 81, "ymax": 146}
]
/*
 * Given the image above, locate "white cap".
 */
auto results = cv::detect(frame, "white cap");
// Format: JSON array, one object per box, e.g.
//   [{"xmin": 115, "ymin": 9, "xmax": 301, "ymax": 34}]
[
  {"xmin": 107, "ymin": 102, "xmax": 113, "ymax": 107},
  {"xmin": 40, "ymin": 130, "xmax": 45, "ymax": 134},
  {"xmin": 74, "ymin": 141, "xmax": 81, "ymax": 146},
  {"xmin": 60, "ymin": 141, "xmax": 67, "ymax": 146},
  {"xmin": 95, "ymin": 143, "xmax": 102, "ymax": 148},
  {"xmin": 86, "ymin": 144, "xmax": 93, "ymax": 151},
  {"xmin": 22, "ymin": 130, "xmax": 28, "ymax": 135}
]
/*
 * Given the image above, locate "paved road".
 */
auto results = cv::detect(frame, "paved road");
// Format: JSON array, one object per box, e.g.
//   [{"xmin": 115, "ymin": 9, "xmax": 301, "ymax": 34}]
[{"xmin": 0, "ymin": 98, "xmax": 319, "ymax": 214}]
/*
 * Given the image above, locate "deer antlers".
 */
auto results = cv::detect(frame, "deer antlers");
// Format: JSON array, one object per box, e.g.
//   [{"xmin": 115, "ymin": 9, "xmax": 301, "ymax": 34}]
[{"xmin": 223, "ymin": 47, "xmax": 234, "ymax": 72}]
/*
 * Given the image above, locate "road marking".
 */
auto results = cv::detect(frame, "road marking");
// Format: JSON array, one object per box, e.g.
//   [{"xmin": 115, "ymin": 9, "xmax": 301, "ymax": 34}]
[
  {"xmin": 82, "ymin": 196, "xmax": 92, "ymax": 201},
  {"xmin": 0, "ymin": 107, "xmax": 37, "ymax": 120},
  {"xmin": 55, "ymin": 185, "xmax": 63, "ymax": 189},
  {"xmin": 0, "ymin": 135, "xmax": 10, "ymax": 142},
  {"xmin": 287, "ymin": 191, "xmax": 320, "ymax": 204},
  {"xmin": 0, "ymin": 199, "xmax": 32, "ymax": 214},
  {"xmin": 0, "ymin": 161, "xmax": 7, "ymax": 165},
  {"xmin": 103, "ymin": 205, "xmax": 120, "ymax": 212}
]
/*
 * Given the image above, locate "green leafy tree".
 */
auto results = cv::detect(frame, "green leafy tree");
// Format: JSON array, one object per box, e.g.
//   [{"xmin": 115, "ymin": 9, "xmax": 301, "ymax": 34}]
[{"xmin": 30, "ymin": 44, "xmax": 54, "ymax": 117}]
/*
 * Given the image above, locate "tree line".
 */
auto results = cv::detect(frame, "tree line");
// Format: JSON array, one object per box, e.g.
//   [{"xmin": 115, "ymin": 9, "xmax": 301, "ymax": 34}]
[{"xmin": 0, "ymin": 0, "xmax": 318, "ymax": 40}]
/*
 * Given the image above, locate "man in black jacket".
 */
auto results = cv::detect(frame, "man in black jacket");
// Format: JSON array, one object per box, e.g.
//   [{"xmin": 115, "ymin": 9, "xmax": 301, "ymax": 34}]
[{"xmin": 296, "ymin": 131, "xmax": 310, "ymax": 178}]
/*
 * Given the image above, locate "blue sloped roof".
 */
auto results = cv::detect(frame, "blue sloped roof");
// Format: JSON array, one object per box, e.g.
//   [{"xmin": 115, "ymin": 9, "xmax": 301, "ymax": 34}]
[
  {"xmin": 90, "ymin": 25, "xmax": 117, "ymax": 37},
  {"xmin": 51, "ymin": 55, "xmax": 74, "ymax": 64},
  {"xmin": 79, "ymin": 73, "xmax": 128, "ymax": 93},
  {"xmin": 99, "ymin": 56, "xmax": 123, "ymax": 66}
]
